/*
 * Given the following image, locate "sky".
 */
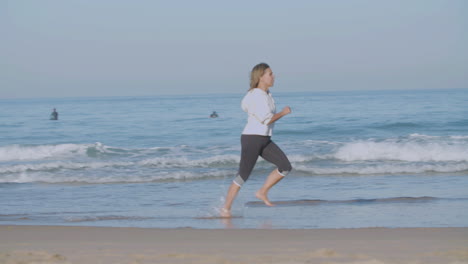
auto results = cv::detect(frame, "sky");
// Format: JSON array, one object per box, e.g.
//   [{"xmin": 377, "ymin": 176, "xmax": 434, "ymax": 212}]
[{"xmin": 2, "ymin": 0, "xmax": 467, "ymax": 98}]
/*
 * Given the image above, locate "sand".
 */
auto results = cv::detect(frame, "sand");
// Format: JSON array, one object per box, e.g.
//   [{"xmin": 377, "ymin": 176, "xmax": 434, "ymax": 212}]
[{"xmin": 0, "ymin": 225, "xmax": 467, "ymax": 264}]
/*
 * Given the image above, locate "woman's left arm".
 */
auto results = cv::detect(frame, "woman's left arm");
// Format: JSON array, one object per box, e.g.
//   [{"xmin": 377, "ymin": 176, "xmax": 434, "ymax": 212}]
[{"xmin": 267, "ymin": 106, "xmax": 291, "ymax": 125}]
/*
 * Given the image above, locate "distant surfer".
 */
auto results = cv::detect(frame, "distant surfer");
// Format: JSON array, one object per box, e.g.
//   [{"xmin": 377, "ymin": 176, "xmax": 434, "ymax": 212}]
[
  {"xmin": 221, "ymin": 63, "xmax": 292, "ymax": 218},
  {"xmin": 50, "ymin": 108, "xmax": 58, "ymax": 120},
  {"xmin": 210, "ymin": 111, "xmax": 218, "ymax": 118}
]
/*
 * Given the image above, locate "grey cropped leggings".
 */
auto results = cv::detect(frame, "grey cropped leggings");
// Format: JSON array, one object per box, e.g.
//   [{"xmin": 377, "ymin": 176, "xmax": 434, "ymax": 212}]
[{"xmin": 233, "ymin": 135, "xmax": 292, "ymax": 187}]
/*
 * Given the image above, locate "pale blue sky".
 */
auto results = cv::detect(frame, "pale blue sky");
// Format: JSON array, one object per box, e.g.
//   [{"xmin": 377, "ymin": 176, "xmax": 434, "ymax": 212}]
[{"xmin": 2, "ymin": 0, "xmax": 467, "ymax": 98}]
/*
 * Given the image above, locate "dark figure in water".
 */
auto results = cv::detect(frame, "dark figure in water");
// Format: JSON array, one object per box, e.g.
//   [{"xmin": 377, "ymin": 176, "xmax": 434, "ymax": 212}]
[
  {"xmin": 50, "ymin": 108, "xmax": 58, "ymax": 120},
  {"xmin": 210, "ymin": 111, "xmax": 218, "ymax": 118}
]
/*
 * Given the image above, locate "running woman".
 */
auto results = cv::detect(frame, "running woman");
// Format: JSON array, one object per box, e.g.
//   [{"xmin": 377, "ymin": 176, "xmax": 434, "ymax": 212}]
[{"xmin": 221, "ymin": 63, "xmax": 292, "ymax": 218}]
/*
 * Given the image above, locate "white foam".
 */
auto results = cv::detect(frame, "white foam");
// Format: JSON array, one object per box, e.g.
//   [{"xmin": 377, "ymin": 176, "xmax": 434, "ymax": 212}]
[
  {"xmin": 295, "ymin": 162, "xmax": 468, "ymax": 175},
  {"xmin": 0, "ymin": 169, "xmax": 233, "ymax": 184},
  {"xmin": 409, "ymin": 133, "xmax": 439, "ymax": 139},
  {"xmin": 450, "ymin": 135, "xmax": 468, "ymax": 139},
  {"xmin": 0, "ymin": 154, "xmax": 239, "ymax": 175},
  {"xmin": 139, "ymin": 154, "xmax": 239, "ymax": 168},
  {"xmin": 0, "ymin": 161, "xmax": 134, "ymax": 174},
  {"xmin": 0, "ymin": 143, "xmax": 239, "ymax": 163},
  {"xmin": 65, "ymin": 215, "xmax": 152, "ymax": 222},
  {"xmin": 334, "ymin": 138, "xmax": 468, "ymax": 162},
  {"xmin": 411, "ymin": 133, "xmax": 468, "ymax": 140},
  {"xmin": 0, "ymin": 143, "xmax": 111, "ymax": 161},
  {"xmin": 287, "ymin": 154, "xmax": 332, "ymax": 162},
  {"xmin": 2, "ymin": 134, "xmax": 467, "ymax": 183}
]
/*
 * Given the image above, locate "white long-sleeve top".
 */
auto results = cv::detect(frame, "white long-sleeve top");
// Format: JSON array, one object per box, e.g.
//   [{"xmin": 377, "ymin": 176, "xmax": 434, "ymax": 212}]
[{"xmin": 241, "ymin": 88, "xmax": 276, "ymax": 136}]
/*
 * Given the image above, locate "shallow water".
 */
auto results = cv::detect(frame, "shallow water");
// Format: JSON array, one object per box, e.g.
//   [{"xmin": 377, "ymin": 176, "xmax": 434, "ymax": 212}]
[{"xmin": 1, "ymin": 89, "xmax": 467, "ymax": 228}]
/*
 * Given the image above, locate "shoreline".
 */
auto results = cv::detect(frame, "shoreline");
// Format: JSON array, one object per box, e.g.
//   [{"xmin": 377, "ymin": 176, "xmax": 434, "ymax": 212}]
[{"xmin": 1, "ymin": 225, "xmax": 467, "ymax": 264}]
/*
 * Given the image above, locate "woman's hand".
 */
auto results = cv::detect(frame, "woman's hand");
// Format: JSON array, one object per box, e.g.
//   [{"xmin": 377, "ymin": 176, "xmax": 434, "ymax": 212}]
[{"xmin": 282, "ymin": 106, "xmax": 292, "ymax": 115}]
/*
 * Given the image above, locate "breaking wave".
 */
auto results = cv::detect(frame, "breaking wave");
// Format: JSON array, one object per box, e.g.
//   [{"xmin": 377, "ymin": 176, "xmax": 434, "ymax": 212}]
[
  {"xmin": 334, "ymin": 137, "xmax": 468, "ymax": 162},
  {"xmin": 1, "ymin": 134, "xmax": 467, "ymax": 183},
  {"xmin": 0, "ymin": 142, "xmax": 129, "ymax": 162}
]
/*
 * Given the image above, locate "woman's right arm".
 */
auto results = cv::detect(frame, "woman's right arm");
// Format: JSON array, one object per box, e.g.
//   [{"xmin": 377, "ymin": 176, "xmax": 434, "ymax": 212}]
[{"xmin": 267, "ymin": 106, "xmax": 291, "ymax": 125}]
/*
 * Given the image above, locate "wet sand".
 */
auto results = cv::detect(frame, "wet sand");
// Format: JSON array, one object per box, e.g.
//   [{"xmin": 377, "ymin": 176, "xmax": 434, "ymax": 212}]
[{"xmin": 1, "ymin": 225, "xmax": 467, "ymax": 264}]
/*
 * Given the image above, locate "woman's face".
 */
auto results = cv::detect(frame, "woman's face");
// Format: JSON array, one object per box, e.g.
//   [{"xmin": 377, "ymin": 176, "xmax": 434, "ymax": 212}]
[{"xmin": 260, "ymin": 68, "xmax": 275, "ymax": 87}]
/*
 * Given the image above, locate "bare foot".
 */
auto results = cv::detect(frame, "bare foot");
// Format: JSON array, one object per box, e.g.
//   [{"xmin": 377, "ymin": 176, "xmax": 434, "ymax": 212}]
[
  {"xmin": 220, "ymin": 208, "xmax": 232, "ymax": 218},
  {"xmin": 255, "ymin": 191, "xmax": 275, "ymax": 206}
]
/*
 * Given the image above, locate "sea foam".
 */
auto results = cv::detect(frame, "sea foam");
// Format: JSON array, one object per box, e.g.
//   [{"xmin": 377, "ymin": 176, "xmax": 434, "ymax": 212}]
[
  {"xmin": 1, "ymin": 134, "xmax": 467, "ymax": 183},
  {"xmin": 0, "ymin": 169, "xmax": 233, "ymax": 184},
  {"xmin": 294, "ymin": 162, "xmax": 468, "ymax": 175},
  {"xmin": 0, "ymin": 143, "xmax": 109, "ymax": 161},
  {"xmin": 333, "ymin": 136, "xmax": 468, "ymax": 162}
]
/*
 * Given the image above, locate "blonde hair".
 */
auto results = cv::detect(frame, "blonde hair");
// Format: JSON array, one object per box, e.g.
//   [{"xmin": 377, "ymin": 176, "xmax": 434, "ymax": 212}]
[{"xmin": 249, "ymin": 63, "xmax": 270, "ymax": 90}]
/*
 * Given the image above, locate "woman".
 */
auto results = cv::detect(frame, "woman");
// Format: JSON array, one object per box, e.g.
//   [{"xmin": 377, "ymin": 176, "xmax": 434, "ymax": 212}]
[{"xmin": 221, "ymin": 63, "xmax": 292, "ymax": 218}]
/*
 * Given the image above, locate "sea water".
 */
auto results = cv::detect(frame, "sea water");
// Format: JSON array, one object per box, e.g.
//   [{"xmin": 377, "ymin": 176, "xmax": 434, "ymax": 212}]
[{"xmin": 1, "ymin": 89, "xmax": 467, "ymax": 229}]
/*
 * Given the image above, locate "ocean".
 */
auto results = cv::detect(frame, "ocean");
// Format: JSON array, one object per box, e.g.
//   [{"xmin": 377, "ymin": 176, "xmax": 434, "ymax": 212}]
[{"xmin": 1, "ymin": 88, "xmax": 467, "ymax": 229}]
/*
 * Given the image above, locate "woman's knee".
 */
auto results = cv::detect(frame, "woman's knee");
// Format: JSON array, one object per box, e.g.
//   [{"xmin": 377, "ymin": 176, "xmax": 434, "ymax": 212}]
[
  {"xmin": 278, "ymin": 162, "xmax": 292, "ymax": 176},
  {"xmin": 233, "ymin": 173, "xmax": 251, "ymax": 187}
]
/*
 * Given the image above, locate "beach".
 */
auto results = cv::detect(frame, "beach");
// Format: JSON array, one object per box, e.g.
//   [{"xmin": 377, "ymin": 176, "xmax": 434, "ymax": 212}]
[
  {"xmin": 4, "ymin": 0, "xmax": 467, "ymax": 262},
  {"xmin": 1, "ymin": 90, "xmax": 467, "ymax": 263},
  {"xmin": 1, "ymin": 225, "xmax": 467, "ymax": 264}
]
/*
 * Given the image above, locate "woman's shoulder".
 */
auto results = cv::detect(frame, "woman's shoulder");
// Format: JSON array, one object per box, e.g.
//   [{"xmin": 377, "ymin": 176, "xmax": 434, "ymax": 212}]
[
  {"xmin": 243, "ymin": 88, "xmax": 271, "ymax": 102},
  {"xmin": 242, "ymin": 90, "xmax": 258, "ymax": 103},
  {"xmin": 250, "ymin": 88, "xmax": 266, "ymax": 93},
  {"xmin": 247, "ymin": 88, "xmax": 269, "ymax": 97}
]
